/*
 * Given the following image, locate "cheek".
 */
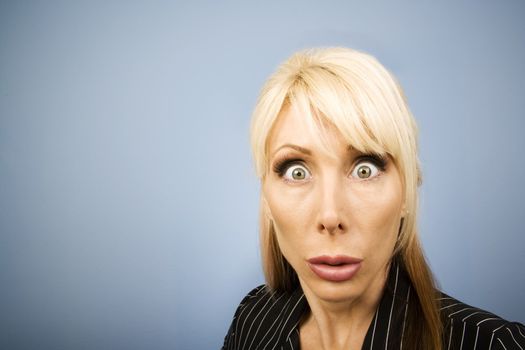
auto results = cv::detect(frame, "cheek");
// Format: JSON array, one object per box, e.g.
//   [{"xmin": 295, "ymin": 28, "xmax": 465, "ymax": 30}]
[
  {"xmin": 265, "ymin": 182, "xmax": 312, "ymax": 227},
  {"xmin": 361, "ymin": 193, "xmax": 401, "ymax": 226},
  {"xmin": 349, "ymin": 182, "xmax": 404, "ymax": 245},
  {"xmin": 264, "ymin": 188, "xmax": 313, "ymax": 259}
]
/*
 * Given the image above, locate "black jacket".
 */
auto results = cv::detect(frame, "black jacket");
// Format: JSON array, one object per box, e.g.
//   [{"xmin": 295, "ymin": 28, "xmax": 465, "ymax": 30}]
[{"xmin": 222, "ymin": 263, "xmax": 525, "ymax": 349}]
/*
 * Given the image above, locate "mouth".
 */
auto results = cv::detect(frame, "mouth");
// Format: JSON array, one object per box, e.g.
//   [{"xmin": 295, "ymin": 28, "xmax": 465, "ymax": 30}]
[{"xmin": 307, "ymin": 255, "xmax": 363, "ymax": 282}]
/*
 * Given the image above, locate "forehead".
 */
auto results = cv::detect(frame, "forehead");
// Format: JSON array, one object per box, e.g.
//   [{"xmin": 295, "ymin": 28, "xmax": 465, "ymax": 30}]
[{"xmin": 267, "ymin": 103, "xmax": 346, "ymax": 157}]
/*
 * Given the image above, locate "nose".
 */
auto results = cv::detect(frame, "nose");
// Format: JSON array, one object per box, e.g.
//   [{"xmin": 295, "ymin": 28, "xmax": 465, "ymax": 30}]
[{"xmin": 316, "ymin": 178, "xmax": 347, "ymax": 235}]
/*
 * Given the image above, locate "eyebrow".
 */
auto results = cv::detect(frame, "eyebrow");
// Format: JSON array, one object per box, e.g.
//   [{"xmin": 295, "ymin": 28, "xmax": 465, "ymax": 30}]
[
  {"xmin": 271, "ymin": 144, "xmax": 312, "ymax": 158},
  {"xmin": 271, "ymin": 144, "xmax": 359, "ymax": 159}
]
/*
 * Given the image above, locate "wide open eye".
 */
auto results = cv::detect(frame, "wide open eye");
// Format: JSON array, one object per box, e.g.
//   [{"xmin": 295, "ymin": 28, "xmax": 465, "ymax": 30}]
[
  {"xmin": 350, "ymin": 161, "xmax": 380, "ymax": 179},
  {"xmin": 283, "ymin": 164, "xmax": 311, "ymax": 181}
]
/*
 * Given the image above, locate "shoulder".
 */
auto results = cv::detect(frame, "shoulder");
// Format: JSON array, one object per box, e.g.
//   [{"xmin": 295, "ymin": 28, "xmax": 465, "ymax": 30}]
[
  {"xmin": 222, "ymin": 284, "xmax": 307, "ymax": 350},
  {"xmin": 439, "ymin": 292, "xmax": 525, "ymax": 349},
  {"xmin": 228, "ymin": 284, "xmax": 269, "ymax": 319}
]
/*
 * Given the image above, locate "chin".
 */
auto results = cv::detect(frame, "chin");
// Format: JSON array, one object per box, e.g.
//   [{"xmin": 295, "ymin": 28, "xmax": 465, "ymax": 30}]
[{"xmin": 305, "ymin": 279, "xmax": 364, "ymax": 303}]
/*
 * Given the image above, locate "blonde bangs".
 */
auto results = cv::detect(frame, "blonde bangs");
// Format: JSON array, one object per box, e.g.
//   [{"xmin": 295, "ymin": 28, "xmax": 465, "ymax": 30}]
[
  {"xmin": 287, "ymin": 66, "xmax": 398, "ymax": 161},
  {"xmin": 251, "ymin": 48, "xmax": 417, "ymax": 187}
]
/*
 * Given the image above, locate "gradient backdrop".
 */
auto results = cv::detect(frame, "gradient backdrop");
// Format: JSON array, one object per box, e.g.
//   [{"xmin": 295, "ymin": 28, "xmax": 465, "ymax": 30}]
[{"xmin": 1, "ymin": 1, "xmax": 524, "ymax": 349}]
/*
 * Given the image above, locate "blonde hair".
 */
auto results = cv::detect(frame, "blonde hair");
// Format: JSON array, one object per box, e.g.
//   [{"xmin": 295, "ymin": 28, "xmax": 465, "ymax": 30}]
[{"xmin": 250, "ymin": 47, "xmax": 442, "ymax": 349}]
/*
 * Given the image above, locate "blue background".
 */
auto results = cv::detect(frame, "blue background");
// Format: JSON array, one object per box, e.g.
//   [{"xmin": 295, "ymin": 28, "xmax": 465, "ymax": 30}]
[{"xmin": 1, "ymin": 1, "xmax": 524, "ymax": 349}]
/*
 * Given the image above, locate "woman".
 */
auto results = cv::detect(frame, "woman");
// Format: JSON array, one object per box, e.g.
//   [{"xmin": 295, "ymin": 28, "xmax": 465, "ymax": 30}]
[{"xmin": 222, "ymin": 48, "xmax": 524, "ymax": 349}]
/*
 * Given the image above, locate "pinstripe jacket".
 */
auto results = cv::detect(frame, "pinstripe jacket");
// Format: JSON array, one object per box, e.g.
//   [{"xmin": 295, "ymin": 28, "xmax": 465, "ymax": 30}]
[{"xmin": 222, "ymin": 263, "xmax": 525, "ymax": 349}]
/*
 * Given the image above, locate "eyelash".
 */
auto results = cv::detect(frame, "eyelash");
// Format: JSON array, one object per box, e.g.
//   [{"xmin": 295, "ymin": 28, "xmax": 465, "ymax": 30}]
[
  {"xmin": 356, "ymin": 155, "xmax": 387, "ymax": 172},
  {"xmin": 272, "ymin": 154, "xmax": 388, "ymax": 178},
  {"xmin": 273, "ymin": 158, "xmax": 305, "ymax": 177}
]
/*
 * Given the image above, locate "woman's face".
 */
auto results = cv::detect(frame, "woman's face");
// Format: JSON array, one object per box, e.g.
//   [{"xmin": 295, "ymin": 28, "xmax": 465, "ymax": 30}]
[{"xmin": 262, "ymin": 104, "xmax": 405, "ymax": 303}]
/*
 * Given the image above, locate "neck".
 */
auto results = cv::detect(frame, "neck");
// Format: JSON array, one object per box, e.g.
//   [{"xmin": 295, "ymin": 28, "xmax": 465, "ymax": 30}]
[{"xmin": 299, "ymin": 263, "xmax": 390, "ymax": 350}]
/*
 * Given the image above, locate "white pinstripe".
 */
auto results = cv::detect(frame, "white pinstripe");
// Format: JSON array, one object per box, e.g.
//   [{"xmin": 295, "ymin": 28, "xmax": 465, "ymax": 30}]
[
  {"xmin": 384, "ymin": 265, "xmax": 399, "ymax": 349},
  {"xmin": 488, "ymin": 324, "xmax": 506, "ymax": 350},
  {"xmin": 271, "ymin": 295, "xmax": 305, "ymax": 350},
  {"xmin": 263, "ymin": 294, "xmax": 304, "ymax": 350},
  {"xmin": 399, "ymin": 286, "xmax": 411, "ymax": 350},
  {"xmin": 234, "ymin": 287, "xmax": 266, "ymax": 349},
  {"xmin": 245, "ymin": 291, "xmax": 286, "ymax": 350},
  {"xmin": 492, "ymin": 324, "xmax": 506, "ymax": 334},
  {"xmin": 473, "ymin": 326, "xmax": 479, "ymax": 350},
  {"xmin": 238, "ymin": 288, "xmax": 272, "ymax": 350},
  {"xmin": 449, "ymin": 307, "xmax": 476, "ymax": 317},
  {"xmin": 448, "ymin": 318, "xmax": 454, "ymax": 350},
  {"xmin": 284, "ymin": 319, "xmax": 301, "ymax": 347},
  {"xmin": 438, "ymin": 296, "xmax": 455, "ymax": 301},
  {"xmin": 477, "ymin": 317, "xmax": 500, "ymax": 326},
  {"xmin": 507, "ymin": 327, "xmax": 524, "ymax": 350},
  {"xmin": 369, "ymin": 305, "xmax": 380, "ymax": 350},
  {"xmin": 257, "ymin": 295, "xmax": 295, "ymax": 350},
  {"xmin": 441, "ymin": 302, "xmax": 462, "ymax": 311},
  {"xmin": 517, "ymin": 324, "xmax": 525, "ymax": 339},
  {"xmin": 460, "ymin": 322, "xmax": 466, "ymax": 350},
  {"xmin": 489, "ymin": 331, "xmax": 495, "ymax": 349},
  {"xmin": 461, "ymin": 311, "xmax": 486, "ymax": 322}
]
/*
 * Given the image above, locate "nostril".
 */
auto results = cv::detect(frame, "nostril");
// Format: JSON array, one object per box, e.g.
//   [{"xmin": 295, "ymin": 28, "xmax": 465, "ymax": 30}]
[{"xmin": 318, "ymin": 222, "xmax": 345, "ymax": 234}]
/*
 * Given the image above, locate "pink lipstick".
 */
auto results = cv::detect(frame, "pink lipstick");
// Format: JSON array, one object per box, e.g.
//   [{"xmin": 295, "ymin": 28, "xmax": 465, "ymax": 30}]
[{"xmin": 307, "ymin": 255, "xmax": 362, "ymax": 282}]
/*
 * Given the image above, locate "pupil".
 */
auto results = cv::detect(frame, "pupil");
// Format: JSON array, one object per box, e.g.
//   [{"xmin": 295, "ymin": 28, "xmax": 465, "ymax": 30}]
[
  {"xmin": 359, "ymin": 166, "xmax": 370, "ymax": 178},
  {"xmin": 293, "ymin": 169, "xmax": 304, "ymax": 179}
]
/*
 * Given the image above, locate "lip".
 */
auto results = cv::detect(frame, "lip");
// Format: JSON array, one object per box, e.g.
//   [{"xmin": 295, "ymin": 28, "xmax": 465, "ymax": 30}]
[{"xmin": 307, "ymin": 255, "xmax": 363, "ymax": 282}]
